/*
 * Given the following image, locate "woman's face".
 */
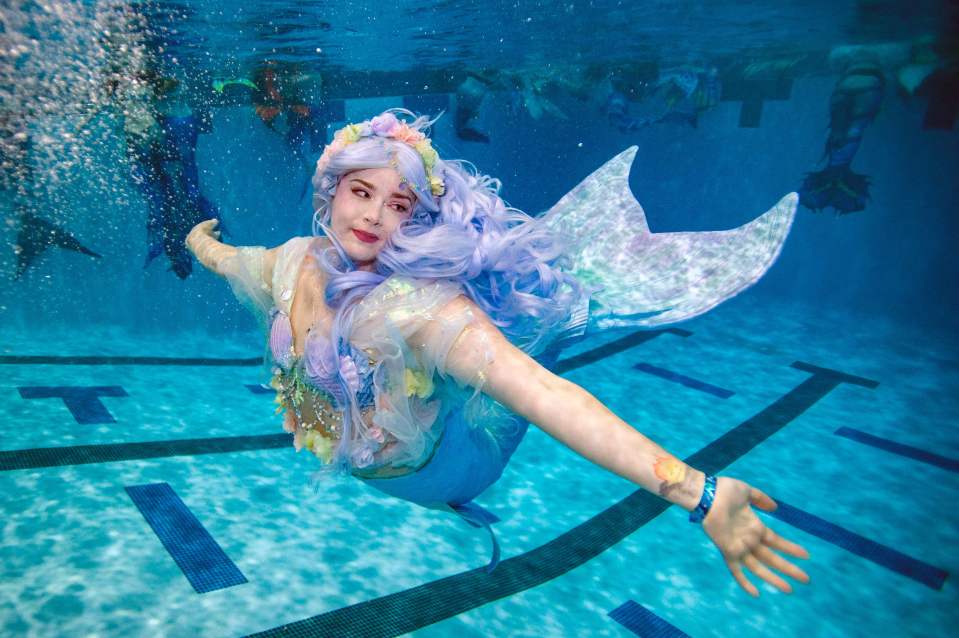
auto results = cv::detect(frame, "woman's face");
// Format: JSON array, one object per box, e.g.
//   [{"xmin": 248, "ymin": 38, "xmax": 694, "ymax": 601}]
[{"xmin": 329, "ymin": 167, "xmax": 415, "ymax": 271}]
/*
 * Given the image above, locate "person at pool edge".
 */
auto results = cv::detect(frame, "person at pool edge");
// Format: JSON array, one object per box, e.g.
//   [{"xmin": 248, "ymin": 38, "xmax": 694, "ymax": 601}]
[{"xmin": 185, "ymin": 109, "xmax": 810, "ymax": 595}]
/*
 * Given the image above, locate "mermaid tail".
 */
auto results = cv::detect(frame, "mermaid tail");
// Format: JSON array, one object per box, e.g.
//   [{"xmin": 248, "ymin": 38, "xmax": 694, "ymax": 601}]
[
  {"xmin": 798, "ymin": 164, "xmax": 871, "ymax": 214},
  {"xmin": 542, "ymin": 146, "xmax": 797, "ymax": 331},
  {"xmin": 799, "ymin": 64, "xmax": 883, "ymax": 214},
  {"xmin": 14, "ymin": 212, "xmax": 101, "ymax": 279}
]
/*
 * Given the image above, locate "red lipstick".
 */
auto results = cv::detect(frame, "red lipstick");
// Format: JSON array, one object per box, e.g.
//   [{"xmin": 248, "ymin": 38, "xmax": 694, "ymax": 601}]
[{"xmin": 352, "ymin": 229, "xmax": 378, "ymax": 243}]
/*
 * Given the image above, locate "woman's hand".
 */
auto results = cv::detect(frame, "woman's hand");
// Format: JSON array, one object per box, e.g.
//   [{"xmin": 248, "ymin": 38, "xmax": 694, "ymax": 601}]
[
  {"xmin": 186, "ymin": 219, "xmax": 235, "ymax": 274},
  {"xmin": 185, "ymin": 219, "xmax": 221, "ymax": 254},
  {"xmin": 702, "ymin": 477, "xmax": 811, "ymax": 596}
]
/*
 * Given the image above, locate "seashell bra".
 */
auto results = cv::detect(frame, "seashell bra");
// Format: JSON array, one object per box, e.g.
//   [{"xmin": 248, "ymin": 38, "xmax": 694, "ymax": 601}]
[
  {"xmin": 264, "ymin": 237, "xmax": 444, "ymax": 473},
  {"xmin": 268, "ymin": 302, "xmax": 381, "ymax": 464}
]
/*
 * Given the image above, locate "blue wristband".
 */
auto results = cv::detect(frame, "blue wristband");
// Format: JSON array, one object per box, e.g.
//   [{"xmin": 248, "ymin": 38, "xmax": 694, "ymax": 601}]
[{"xmin": 688, "ymin": 474, "xmax": 717, "ymax": 523}]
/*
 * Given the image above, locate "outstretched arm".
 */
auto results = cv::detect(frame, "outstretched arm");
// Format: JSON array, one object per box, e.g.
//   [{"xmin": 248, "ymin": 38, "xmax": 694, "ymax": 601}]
[
  {"xmin": 186, "ymin": 219, "xmax": 280, "ymax": 282},
  {"xmin": 186, "ymin": 219, "xmax": 237, "ymax": 275},
  {"xmin": 418, "ymin": 295, "xmax": 810, "ymax": 597}
]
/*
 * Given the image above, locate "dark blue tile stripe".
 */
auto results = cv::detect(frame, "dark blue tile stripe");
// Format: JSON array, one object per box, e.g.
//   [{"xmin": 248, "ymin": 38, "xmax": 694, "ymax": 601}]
[
  {"xmin": 320, "ymin": 99, "xmax": 346, "ymax": 122},
  {"xmin": 245, "ymin": 361, "xmax": 869, "ymax": 638},
  {"xmin": 18, "ymin": 386, "xmax": 128, "ymax": 424},
  {"xmin": 769, "ymin": 500, "xmax": 948, "ymax": 590},
  {"xmin": 125, "ymin": 483, "xmax": 247, "ymax": 594},
  {"xmin": 633, "ymin": 362, "xmax": 734, "ymax": 398},
  {"xmin": 554, "ymin": 328, "xmax": 691, "ymax": 374},
  {"xmin": 0, "ymin": 434, "xmax": 291, "ymax": 471},
  {"xmin": 834, "ymin": 427, "xmax": 959, "ymax": 473},
  {"xmin": 1, "ymin": 355, "xmax": 261, "ymax": 366},
  {"xmin": 739, "ymin": 98, "xmax": 764, "ymax": 128},
  {"xmin": 608, "ymin": 600, "xmax": 690, "ymax": 638},
  {"xmin": 790, "ymin": 361, "xmax": 879, "ymax": 388}
]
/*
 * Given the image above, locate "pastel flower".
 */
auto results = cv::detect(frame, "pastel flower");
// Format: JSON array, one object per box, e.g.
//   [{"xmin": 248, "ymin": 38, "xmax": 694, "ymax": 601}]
[
  {"xmin": 293, "ymin": 427, "xmax": 305, "ymax": 452},
  {"xmin": 428, "ymin": 174, "xmax": 446, "ymax": 197},
  {"xmin": 413, "ymin": 140, "xmax": 438, "ymax": 168},
  {"xmin": 312, "ymin": 435, "xmax": 334, "ymax": 464},
  {"xmin": 370, "ymin": 113, "xmax": 400, "ymax": 136},
  {"xmin": 340, "ymin": 123, "xmax": 364, "ymax": 144},
  {"xmin": 404, "ymin": 367, "xmax": 434, "ymax": 398},
  {"xmin": 392, "ymin": 123, "xmax": 425, "ymax": 144}
]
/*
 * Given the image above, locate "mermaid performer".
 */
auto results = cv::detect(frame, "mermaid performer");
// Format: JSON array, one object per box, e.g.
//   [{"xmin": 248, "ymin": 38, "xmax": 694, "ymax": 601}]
[
  {"xmin": 606, "ymin": 67, "xmax": 721, "ymax": 132},
  {"xmin": 799, "ymin": 61, "xmax": 884, "ymax": 214},
  {"xmin": 187, "ymin": 110, "xmax": 808, "ymax": 596},
  {"xmin": 1, "ymin": 115, "xmax": 101, "ymax": 278}
]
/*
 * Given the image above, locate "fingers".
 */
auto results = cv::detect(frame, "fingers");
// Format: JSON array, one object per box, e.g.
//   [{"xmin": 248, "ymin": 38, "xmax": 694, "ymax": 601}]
[
  {"xmin": 755, "ymin": 545, "xmax": 811, "ymax": 585},
  {"xmin": 743, "ymin": 554, "xmax": 793, "ymax": 594},
  {"xmin": 749, "ymin": 487, "xmax": 778, "ymax": 512},
  {"xmin": 727, "ymin": 560, "xmax": 759, "ymax": 598},
  {"xmin": 190, "ymin": 220, "xmax": 220, "ymax": 240},
  {"xmin": 763, "ymin": 526, "xmax": 811, "ymax": 560}
]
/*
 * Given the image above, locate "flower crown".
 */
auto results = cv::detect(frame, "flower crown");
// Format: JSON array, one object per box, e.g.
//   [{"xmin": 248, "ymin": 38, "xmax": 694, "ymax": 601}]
[{"xmin": 316, "ymin": 112, "xmax": 446, "ymax": 199}]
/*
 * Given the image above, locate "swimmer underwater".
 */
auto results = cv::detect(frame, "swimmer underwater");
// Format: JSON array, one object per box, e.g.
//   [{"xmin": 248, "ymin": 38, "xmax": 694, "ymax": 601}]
[{"xmin": 186, "ymin": 109, "xmax": 810, "ymax": 596}]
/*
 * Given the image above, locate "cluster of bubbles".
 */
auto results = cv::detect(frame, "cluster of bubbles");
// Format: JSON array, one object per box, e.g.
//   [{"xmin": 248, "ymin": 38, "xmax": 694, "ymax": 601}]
[{"xmin": 1, "ymin": 0, "xmax": 156, "ymax": 279}]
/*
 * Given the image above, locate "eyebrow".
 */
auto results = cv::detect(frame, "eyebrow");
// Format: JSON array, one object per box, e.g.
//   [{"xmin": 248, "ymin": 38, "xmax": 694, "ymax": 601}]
[{"xmin": 350, "ymin": 178, "xmax": 414, "ymax": 204}]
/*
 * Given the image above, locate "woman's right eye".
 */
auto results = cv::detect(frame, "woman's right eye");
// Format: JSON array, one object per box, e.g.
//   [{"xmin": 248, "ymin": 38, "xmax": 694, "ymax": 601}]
[{"xmin": 353, "ymin": 189, "xmax": 370, "ymax": 198}]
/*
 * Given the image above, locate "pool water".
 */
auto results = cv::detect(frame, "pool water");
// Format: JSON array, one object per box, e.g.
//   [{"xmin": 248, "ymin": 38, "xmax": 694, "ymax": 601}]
[
  {"xmin": 1, "ymin": 1, "xmax": 957, "ymax": 636},
  {"xmin": 1, "ymin": 293, "xmax": 956, "ymax": 637}
]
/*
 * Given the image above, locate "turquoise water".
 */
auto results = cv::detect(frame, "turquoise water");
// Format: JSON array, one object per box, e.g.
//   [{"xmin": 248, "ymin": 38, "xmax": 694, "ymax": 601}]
[
  {"xmin": 2, "ymin": 297, "xmax": 956, "ymax": 636},
  {"xmin": 2, "ymin": 1, "xmax": 958, "ymax": 636}
]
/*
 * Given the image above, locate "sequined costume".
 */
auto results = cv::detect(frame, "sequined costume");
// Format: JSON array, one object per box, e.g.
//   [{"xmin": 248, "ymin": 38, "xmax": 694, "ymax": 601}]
[{"xmin": 220, "ymin": 147, "xmax": 798, "ymax": 570}]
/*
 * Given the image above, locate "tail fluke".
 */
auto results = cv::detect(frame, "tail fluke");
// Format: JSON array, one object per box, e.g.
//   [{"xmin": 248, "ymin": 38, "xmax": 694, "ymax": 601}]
[
  {"xmin": 799, "ymin": 165, "xmax": 871, "ymax": 214},
  {"xmin": 541, "ymin": 147, "xmax": 797, "ymax": 329},
  {"xmin": 14, "ymin": 213, "xmax": 101, "ymax": 279}
]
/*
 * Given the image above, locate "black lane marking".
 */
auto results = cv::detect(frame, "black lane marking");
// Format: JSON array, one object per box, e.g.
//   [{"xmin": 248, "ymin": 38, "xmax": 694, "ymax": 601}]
[
  {"xmin": 0, "ymin": 355, "xmax": 262, "ymax": 366},
  {"xmin": 554, "ymin": 328, "xmax": 691, "ymax": 374},
  {"xmin": 0, "ymin": 434, "xmax": 291, "ymax": 471}
]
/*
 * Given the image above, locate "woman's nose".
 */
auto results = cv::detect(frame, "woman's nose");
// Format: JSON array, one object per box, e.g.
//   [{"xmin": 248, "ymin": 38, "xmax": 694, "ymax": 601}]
[{"xmin": 363, "ymin": 200, "xmax": 386, "ymax": 224}]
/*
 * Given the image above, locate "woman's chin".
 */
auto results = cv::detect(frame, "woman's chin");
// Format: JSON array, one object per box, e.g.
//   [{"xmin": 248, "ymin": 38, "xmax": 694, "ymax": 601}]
[{"xmin": 346, "ymin": 246, "xmax": 379, "ymax": 269}]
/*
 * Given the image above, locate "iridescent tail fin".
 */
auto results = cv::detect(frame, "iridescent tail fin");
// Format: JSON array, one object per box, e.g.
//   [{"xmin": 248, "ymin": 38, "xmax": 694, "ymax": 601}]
[{"xmin": 542, "ymin": 147, "xmax": 797, "ymax": 330}]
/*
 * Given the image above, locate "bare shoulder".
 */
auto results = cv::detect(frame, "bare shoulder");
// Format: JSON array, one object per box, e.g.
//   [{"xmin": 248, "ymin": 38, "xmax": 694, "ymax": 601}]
[
  {"xmin": 422, "ymin": 292, "xmax": 555, "ymax": 402},
  {"xmin": 413, "ymin": 293, "xmax": 508, "ymax": 357},
  {"xmin": 263, "ymin": 236, "xmax": 330, "ymax": 290},
  {"xmin": 296, "ymin": 237, "xmax": 331, "ymax": 286}
]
